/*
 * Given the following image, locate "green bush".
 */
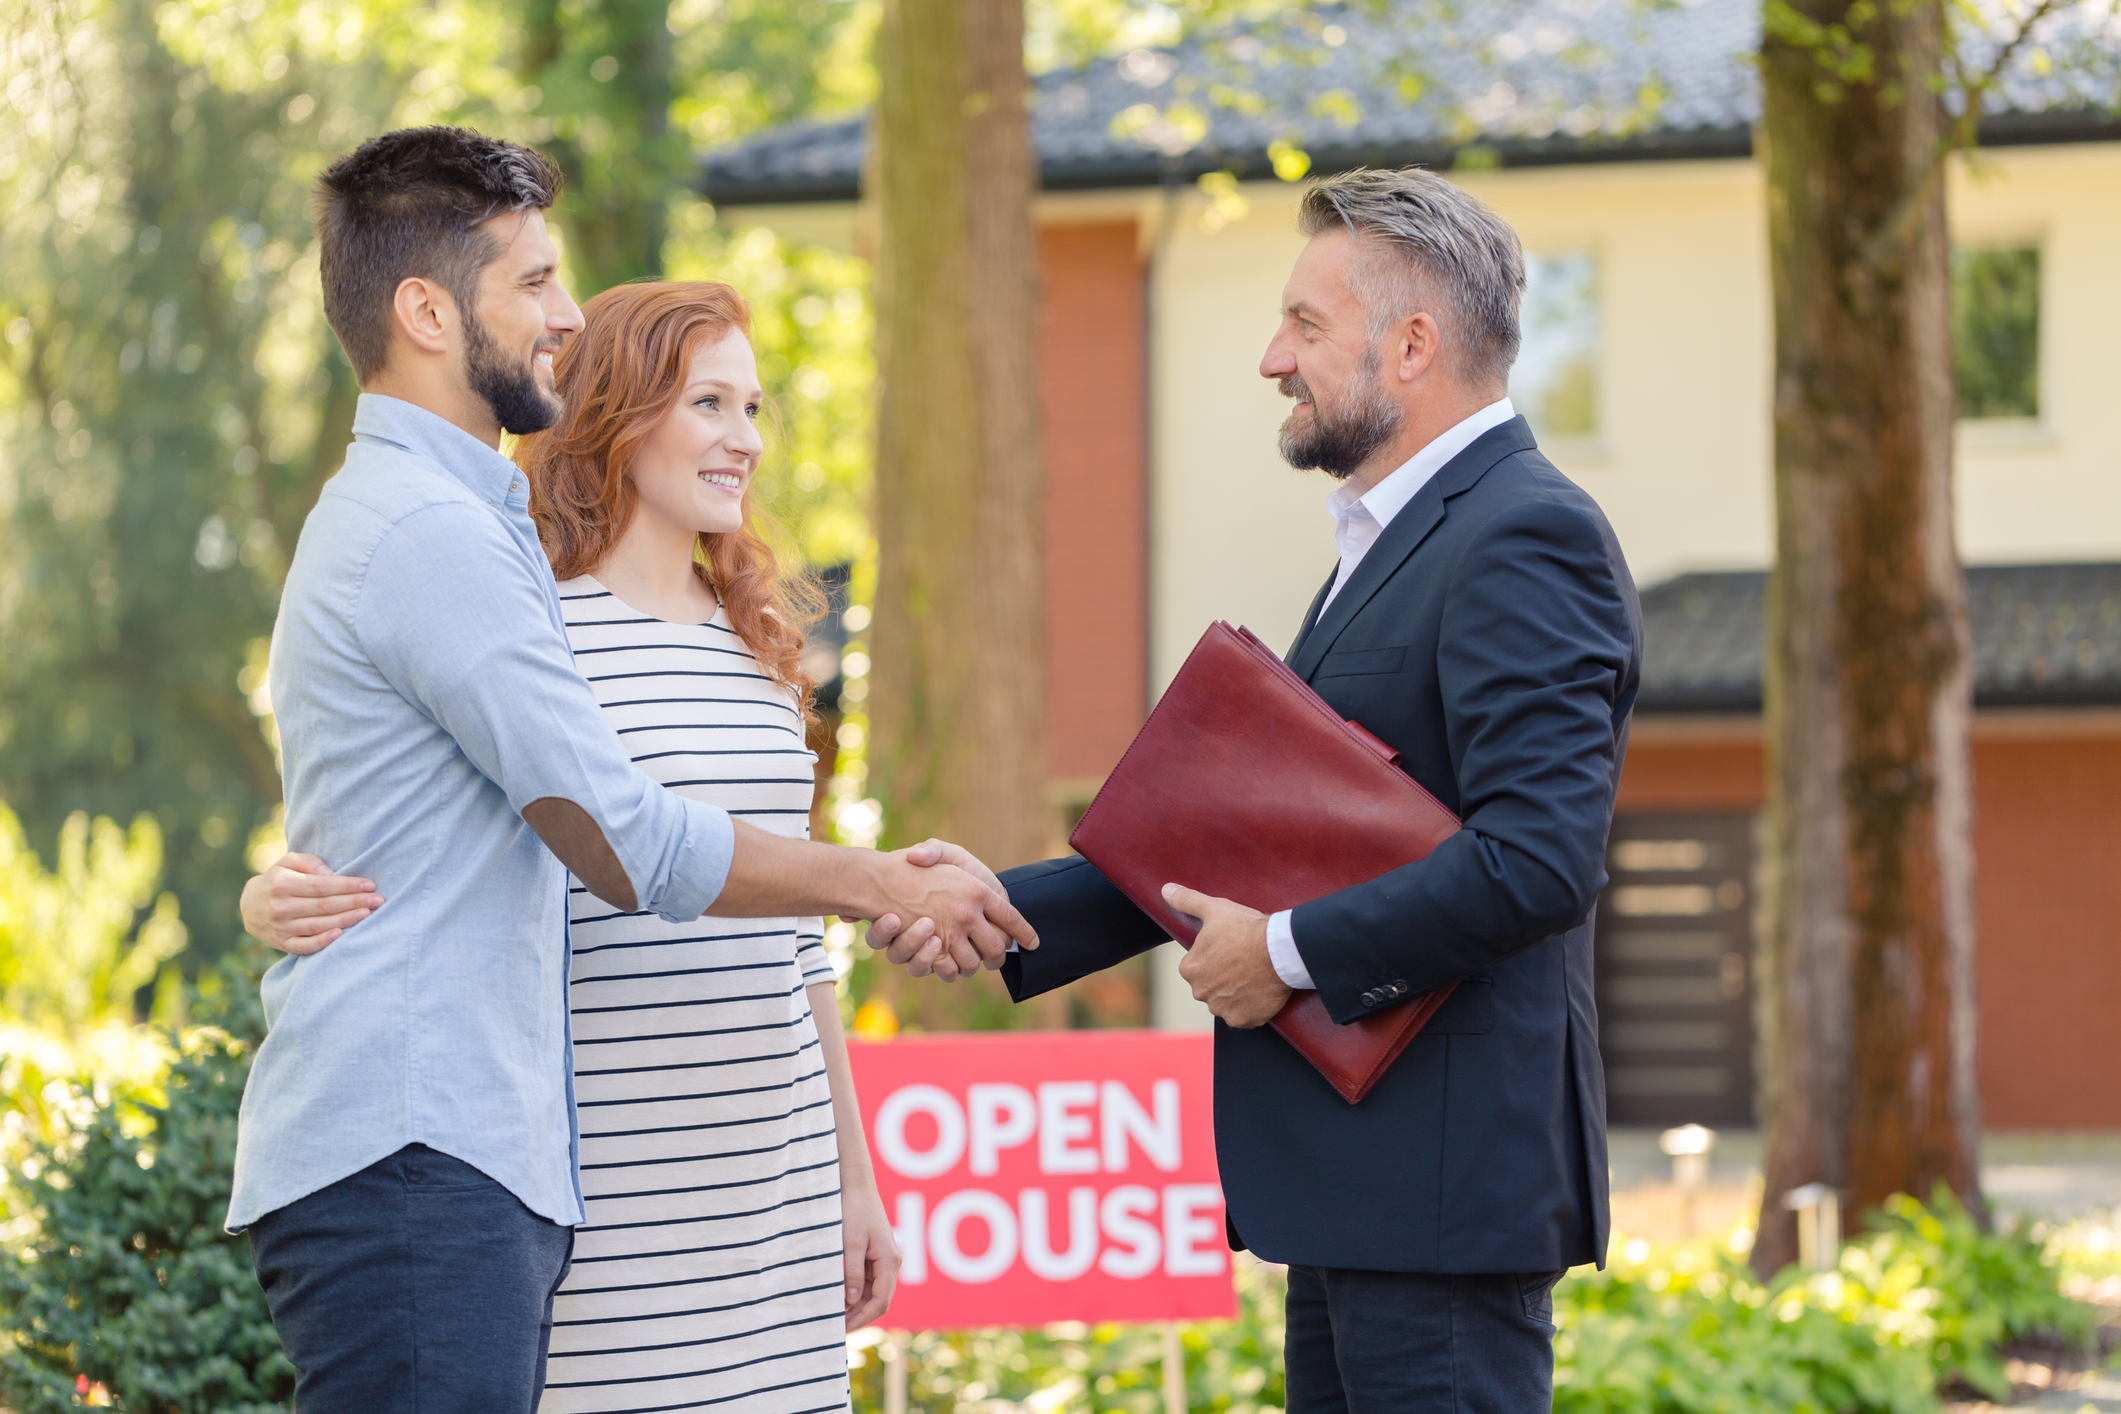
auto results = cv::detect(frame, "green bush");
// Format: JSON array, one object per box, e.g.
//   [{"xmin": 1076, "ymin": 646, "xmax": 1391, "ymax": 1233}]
[
  {"xmin": 0, "ymin": 1026, "xmax": 292, "ymax": 1414},
  {"xmin": 1553, "ymin": 1188, "xmax": 2093, "ymax": 1414},
  {"xmin": 1866, "ymin": 1189, "xmax": 2096, "ymax": 1400},
  {"xmin": 840, "ymin": 1190, "xmax": 2090, "ymax": 1414},
  {"xmin": 849, "ymin": 1256, "xmax": 1286, "ymax": 1414}
]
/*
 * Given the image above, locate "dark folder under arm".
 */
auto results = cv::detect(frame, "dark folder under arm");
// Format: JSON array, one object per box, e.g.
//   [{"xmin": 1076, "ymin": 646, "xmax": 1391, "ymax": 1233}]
[{"xmin": 1069, "ymin": 621, "xmax": 1462, "ymax": 1103}]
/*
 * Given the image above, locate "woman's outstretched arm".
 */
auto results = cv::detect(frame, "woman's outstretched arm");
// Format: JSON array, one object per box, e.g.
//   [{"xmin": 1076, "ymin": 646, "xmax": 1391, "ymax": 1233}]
[{"xmin": 808, "ymin": 978, "xmax": 900, "ymax": 1330}]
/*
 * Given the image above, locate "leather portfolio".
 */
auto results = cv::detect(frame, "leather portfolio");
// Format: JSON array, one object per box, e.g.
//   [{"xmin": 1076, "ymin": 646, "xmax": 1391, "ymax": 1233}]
[{"xmin": 1069, "ymin": 620, "xmax": 1462, "ymax": 1103}]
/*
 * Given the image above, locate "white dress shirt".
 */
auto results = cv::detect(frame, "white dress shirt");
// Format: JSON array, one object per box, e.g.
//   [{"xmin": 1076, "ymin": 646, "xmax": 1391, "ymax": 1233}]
[{"xmin": 1263, "ymin": 397, "xmax": 1517, "ymax": 992}]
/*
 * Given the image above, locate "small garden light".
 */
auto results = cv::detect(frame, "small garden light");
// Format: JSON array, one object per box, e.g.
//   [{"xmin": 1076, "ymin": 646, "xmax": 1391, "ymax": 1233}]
[
  {"xmin": 1784, "ymin": 1181, "xmax": 1842, "ymax": 1273},
  {"xmin": 1661, "ymin": 1124, "xmax": 1716, "ymax": 1236}
]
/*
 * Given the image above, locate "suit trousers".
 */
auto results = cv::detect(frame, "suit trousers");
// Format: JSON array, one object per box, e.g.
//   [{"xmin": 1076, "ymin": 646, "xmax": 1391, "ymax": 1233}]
[
  {"xmin": 1283, "ymin": 1264, "xmax": 1566, "ymax": 1414},
  {"xmin": 249, "ymin": 1143, "xmax": 575, "ymax": 1414}
]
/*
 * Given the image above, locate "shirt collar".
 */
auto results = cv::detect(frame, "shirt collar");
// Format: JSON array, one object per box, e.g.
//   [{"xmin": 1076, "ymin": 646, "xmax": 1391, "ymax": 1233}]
[
  {"xmin": 352, "ymin": 393, "xmax": 524, "ymax": 508},
  {"xmin": 1326, "ymin": 396, "xmax": 1517, "ymax": 532}
]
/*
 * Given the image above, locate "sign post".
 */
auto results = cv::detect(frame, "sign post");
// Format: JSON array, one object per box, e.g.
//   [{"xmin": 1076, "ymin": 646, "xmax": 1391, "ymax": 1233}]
[
  {"xmin": 1162, "ymin": 1321, "xmax": 1187, "ymax": 1414},
  {"xmin": 882, "ymin": 1334, "xmax": 907, "ymax": 1414},
  {"xmin": 849, "ymin": 1030, "xmax": 1233, "ymax": 1406}
]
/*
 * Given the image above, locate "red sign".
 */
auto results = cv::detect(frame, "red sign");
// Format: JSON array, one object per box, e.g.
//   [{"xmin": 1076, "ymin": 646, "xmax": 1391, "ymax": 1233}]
[{"xmin": 849, "ymin": 1030, "xmax": 1235, "ymax": 1329}]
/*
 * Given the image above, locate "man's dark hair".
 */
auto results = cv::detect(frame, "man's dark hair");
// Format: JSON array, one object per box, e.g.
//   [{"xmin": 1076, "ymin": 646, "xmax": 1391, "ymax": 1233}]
[{"xmin": 314, "ymin": 126, "xmax": 563, "ymax": 381}]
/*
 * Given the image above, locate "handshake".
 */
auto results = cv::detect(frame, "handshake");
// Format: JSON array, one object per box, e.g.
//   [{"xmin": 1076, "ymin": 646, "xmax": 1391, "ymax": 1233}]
[{"xmin": 241, "ymin": 833, "xmax": 1037, "ymax": 981}]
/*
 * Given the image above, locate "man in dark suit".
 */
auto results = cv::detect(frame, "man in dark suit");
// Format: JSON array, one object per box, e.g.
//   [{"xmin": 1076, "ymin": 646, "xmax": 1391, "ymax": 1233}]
[{"xmin": 878, "ymin": 166, "xmax": 1640, "ymax": 1412}]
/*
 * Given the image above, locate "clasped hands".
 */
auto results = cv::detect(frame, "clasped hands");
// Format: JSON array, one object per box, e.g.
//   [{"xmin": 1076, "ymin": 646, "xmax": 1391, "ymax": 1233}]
[
  {"xmin": 239, "ymin": 836, "xmax": 1039, "ymax": 973},
  {"xmin": 868, "ymin": 864, "xmax": 1292, "ymax": 1026},
  {"xmin": 242, "ymin": 838, "xmax": 1293, "ymax": 1024}
]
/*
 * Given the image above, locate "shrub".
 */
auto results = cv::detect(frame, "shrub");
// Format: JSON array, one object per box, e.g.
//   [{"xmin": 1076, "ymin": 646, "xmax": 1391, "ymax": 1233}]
[
  {"xmin": 840, "ymin": 1191, "xmax": 2091, "ymax": 1414},
  {"xmin": 848, "ymin": 1256, "xmax": 1285, "ymax": 1414},
  {"xmin": 0, "ymin": 1026, "xmax": 293, "ymax": 1414},
  {"xmin": 1866, "ymin": 1189, "xmax": 2096, "ymax": 1400},
  {"xmin": 1554, "ymin": 1188, "xmax": 2094, "ymax": 1414}
]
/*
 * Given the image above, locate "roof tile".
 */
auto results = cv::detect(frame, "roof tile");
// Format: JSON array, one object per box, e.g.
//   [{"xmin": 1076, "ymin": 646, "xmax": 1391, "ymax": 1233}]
[
  {"xmin": 1639, "ymin": 564, "xmax": 2121, "ymax": 713},
  {"xmin": 703, "ymin": 0, "xmax": 2120, "ymax": 203}
]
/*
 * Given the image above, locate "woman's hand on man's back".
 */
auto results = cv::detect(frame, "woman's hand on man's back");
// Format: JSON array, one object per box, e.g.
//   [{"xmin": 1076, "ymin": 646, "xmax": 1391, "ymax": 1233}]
[{"xmin": 241, "ymin": 852, "xmax": 385, "ymax": 955}]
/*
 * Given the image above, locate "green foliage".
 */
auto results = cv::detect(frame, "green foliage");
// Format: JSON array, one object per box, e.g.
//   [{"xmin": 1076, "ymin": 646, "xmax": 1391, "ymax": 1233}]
[
  {"xmin": 0, "ymin": 1026, "xmax": 292, "ymax": 1414},
  {"xmin": 1952, "ymin": 245, "xmax": 2041, "ymax": 419},
  {"xmin": 0, "ymin": 0, "xmax": 385, "ymax": 950},
  {"xmin": 1, "ymin": 801, "xmax": 191, "ymax": 1150},
  {"xmin": 832, "ymin": 1194, "xmax": 2093, "ymax": 1414},
  {"xmin": 0, "ymin": 806, "xmax": 188, "ymax": 1036},
  {"xmin": 1555, "ymin": 1191, "xmax": 2093, "ymax": 1414},
  {"xmin": 1866, "ymin": 1189, "xmax": 2095, "ymax": 1400},
  {"xmin": 672, "ymin": 0, "xmax": 879, "ymax": 147},
  {"xmin": 848, "ymin": 1257, "xmax": 1285, "ymax": 1413},
  {"xmin": 1557, "ymin": 1251, "xmax": 1942, "ymax": 1414}
]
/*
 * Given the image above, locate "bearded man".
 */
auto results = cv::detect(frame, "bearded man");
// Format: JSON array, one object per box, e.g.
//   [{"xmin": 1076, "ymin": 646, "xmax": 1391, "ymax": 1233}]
[{"xmin": 880, "ymin": 166, "xmax": 1643, "ymax": 1411}]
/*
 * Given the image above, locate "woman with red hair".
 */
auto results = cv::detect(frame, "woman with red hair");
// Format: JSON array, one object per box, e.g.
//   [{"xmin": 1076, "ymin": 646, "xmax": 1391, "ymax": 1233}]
[{"xmin": 247, "ymin": 281, "xmax": 920, "ymax": 1413}]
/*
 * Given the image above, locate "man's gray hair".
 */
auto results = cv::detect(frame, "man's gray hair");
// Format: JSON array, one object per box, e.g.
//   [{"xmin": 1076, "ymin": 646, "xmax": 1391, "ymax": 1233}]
[{"xmin": 1297, "ymin": 167, "xmax": 1526, "ymax": 391}]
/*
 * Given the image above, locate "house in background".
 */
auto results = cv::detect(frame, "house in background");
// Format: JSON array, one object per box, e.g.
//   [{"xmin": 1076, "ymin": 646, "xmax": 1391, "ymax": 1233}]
[{"xmin": 705, "ymin": 0, "xmax": 2121, "ymax": 1129}]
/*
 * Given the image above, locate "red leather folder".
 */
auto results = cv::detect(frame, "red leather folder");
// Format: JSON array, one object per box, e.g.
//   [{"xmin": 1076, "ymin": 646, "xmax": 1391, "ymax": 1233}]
[{"xmin": 1069, "ymin": 621, "xmax": 1461, "ymax": 1103}]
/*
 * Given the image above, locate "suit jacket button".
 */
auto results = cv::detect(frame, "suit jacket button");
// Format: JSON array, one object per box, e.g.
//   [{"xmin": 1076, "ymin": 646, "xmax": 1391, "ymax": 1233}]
[
  {"xmin": 1391, "ymin": 981, "xmax": 1409, "ymax": 997},
  {"xmin": 1360, "ymin": 989, "xmax": 1381, "ymax": 1008}
]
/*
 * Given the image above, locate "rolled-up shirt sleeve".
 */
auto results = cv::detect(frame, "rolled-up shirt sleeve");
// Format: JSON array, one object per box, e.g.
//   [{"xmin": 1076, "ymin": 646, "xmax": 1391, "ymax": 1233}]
[{"xmin": 353, "ymin": 500, "xmax": 734, "ymax": 920}]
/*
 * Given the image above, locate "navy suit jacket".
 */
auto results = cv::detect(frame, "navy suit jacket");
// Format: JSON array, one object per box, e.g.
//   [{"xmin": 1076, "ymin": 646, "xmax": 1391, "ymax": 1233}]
[{"xmin": 1000, "ymin": 417, "xmax": 1641, "ymax": 1274}]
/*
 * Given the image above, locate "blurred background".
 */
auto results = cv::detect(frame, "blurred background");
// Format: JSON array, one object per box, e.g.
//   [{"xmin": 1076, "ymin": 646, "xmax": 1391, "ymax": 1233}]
[{"xmin": 5, "ymin": 0, "xmax": 2121, "ymax": 1408}]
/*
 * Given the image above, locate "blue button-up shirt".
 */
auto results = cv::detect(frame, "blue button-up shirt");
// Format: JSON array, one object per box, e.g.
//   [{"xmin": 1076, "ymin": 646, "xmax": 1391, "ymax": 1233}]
[{"xmin": 228, "ymin": 394, "xmax": 736, "ymax": 1231}]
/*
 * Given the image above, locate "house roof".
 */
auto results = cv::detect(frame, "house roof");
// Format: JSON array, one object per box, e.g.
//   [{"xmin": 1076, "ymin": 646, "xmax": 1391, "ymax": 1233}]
[
  {"xmin": 1639, "ymin": 564, "xmax": 2121, "ymax": 713},
  {"xmin": 700, "ymin": 0, "xmax": 2121, "ymax": 205}
]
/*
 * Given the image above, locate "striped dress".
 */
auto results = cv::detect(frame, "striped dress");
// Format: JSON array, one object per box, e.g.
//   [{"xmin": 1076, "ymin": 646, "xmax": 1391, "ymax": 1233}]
[{"xmin": 540, "ymin": 576, "xmax": 849, "ymax": 1414}]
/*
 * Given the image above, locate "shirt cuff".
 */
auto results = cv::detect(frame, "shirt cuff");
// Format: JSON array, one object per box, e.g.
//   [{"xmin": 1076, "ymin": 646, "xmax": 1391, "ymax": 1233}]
[
  {"xmin": 651, "ymin": 799, "xmax": 736, "ymax": 922},
  {"xmin": 1265, "ymin": 910, "xmax": 1315, "ymax": 991}
]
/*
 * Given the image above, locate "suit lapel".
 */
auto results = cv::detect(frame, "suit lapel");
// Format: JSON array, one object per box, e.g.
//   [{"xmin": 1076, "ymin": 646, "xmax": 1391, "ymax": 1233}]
[{"xmin": 1286, "ymin": 417, "xmax": 1538, "ymax": 680}]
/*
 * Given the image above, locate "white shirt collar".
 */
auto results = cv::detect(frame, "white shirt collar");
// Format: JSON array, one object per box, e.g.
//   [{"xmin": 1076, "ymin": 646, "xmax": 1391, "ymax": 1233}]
[{"xmin": 1327, "ymin": 396, "xmax": 1517, "ymax": 533}]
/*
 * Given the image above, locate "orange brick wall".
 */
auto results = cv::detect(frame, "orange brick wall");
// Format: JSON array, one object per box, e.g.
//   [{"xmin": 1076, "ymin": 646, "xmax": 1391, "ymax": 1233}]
[
  {"xmin": 1965, "ymin": 736, "xmax": 2121, "ymax": 1127},
  {"xmin": 1619, "ymin": 730, "xmax": 2121, "ymax": 1128},
  {"xmin": 1037, "ymin": 223, "xmax": 1147, "ymax": 783}
]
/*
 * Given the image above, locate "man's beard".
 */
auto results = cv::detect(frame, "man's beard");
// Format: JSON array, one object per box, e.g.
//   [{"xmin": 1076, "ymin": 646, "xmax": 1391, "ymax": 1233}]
[
  {"xmin": 1277, "ymin": 349, "xmax": 1403, "ymax": 480},
  {"xmin": 463, "ymin": 304, "xmax": 563, "ymax": 437}
]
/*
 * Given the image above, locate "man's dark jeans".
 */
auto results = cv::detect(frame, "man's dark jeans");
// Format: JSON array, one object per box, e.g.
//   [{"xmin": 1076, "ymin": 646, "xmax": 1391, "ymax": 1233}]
[
  {"xmin": 249, "ymin": 1144, "xmax": 574, "ymax": 1414},
  {"xmin": 1284, "ymin": 1265, "xmax": 1566, "ymax": 1413}
]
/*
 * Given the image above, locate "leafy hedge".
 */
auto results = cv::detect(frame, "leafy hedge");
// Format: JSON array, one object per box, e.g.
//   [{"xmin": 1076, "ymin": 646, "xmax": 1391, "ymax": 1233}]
[
  {"xmin": 844, "ymin": 1194, "xmax": 2092, "ymax": 1414},
  {"xmin": 848, "ymin": 1258, "xmax": 1287, "ymax": 1414},
  {"xmin": 1555, "ymin": 1192, "xmax": 2093, "ymax": 1414},
  {"xmin": 0, "ymin": 1027, "xmax": 293, "ymax": 1414}
]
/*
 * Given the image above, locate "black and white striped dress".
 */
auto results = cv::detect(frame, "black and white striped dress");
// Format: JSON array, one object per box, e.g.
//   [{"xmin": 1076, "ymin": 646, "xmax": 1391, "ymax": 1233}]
[{"xmin": 540, "ymin": 576, "xmax": 848, "ymax": 1414}]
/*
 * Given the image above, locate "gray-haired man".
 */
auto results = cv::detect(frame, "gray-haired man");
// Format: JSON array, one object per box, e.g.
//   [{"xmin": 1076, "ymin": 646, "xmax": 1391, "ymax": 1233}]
[{"xmin": 884, "ymin": 166, "xmax": 1642, "ymax": 1409}]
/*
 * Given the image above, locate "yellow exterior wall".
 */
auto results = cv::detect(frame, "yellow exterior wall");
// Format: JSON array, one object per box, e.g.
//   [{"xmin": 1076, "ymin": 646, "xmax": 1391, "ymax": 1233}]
[{"xmin": 1949, "ymin": 145, "xmax": 2121, "ymax": 561}]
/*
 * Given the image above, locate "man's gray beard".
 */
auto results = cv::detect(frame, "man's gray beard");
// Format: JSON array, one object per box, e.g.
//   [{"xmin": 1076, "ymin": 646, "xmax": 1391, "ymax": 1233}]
[
  {"xmin": 464, "ymin": 303, "xmax": 563, "ymax": 437},
  {"xmin": 1277, "ymin": 351, "xmax": 1403, "ymax": 480}
]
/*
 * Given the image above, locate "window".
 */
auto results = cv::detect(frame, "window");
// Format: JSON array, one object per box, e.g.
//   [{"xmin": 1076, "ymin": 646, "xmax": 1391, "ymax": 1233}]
[
  {"xmin": 1513, "ymin": 251, "xmax": 1600, "ymax": 440},
  {"xmin": 1953, "ymin": 245, "xmax": 2040, "ymax": 420}
]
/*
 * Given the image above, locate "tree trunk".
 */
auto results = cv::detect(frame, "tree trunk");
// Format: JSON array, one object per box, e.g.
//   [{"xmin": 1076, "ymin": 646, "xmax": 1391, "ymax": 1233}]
[
  {"xmin": 868, "ymin": 0, "xmax": 1049, "ymax": 1018},
  {"xmin": 1753, "ymin": 0, "xmax": 1983, "ymax": 1277}
]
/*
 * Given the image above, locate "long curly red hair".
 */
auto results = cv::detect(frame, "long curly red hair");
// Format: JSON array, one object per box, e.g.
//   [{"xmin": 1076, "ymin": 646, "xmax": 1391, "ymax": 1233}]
[{"xmin": 518, "ymin": 280, "xmax": 820, "ymax": 717}]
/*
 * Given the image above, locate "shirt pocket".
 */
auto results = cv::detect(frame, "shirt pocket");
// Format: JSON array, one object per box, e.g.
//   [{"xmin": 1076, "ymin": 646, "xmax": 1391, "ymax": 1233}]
[{"xmin": 1314, "ymin": 645, "xmax": 1407, "ymax": 678}]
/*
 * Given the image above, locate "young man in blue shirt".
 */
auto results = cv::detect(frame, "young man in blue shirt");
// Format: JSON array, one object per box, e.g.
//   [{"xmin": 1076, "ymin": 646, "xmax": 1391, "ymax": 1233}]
[{"xmin": 236, "ymin": 126, "xmax": 1031, "ymax": 1413}]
